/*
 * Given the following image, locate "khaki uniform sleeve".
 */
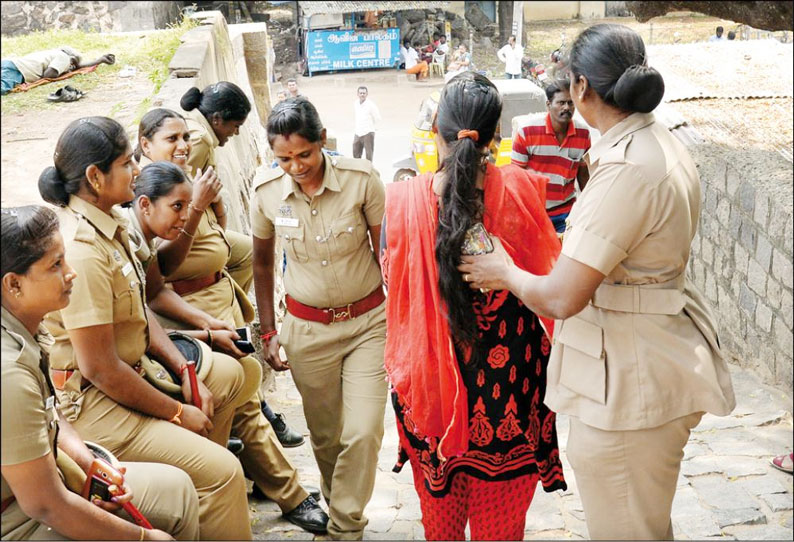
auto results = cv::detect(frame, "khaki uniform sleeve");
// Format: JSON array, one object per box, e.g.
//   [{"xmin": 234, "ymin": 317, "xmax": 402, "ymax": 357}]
[
  {"xmin": 562, "ymin": 163, "xmax": 658, "ymax": 276},
  {"xmin": 1, "ymin": 363, "xmax": 51, "ymax": 465},
  {"xmin": 187, "ymin": 136, "xmax": 214, "ymax": 177},
  {"xmin": 59, "ymin": 243, "xmax": 114, "ymax": 329},
  {"xmin": 250, "ymin": 190, "xmax": 275, "ymax": 239},
  {"xmin": 363, "ymin": 168, "xmax": 386, "ymax": 226}
]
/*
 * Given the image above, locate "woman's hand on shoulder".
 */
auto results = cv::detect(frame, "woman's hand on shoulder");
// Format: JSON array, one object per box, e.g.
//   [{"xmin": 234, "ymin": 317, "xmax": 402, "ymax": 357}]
[{"xmin": 458, "ymin": 237, "xmax": 515, "ymax": 291}]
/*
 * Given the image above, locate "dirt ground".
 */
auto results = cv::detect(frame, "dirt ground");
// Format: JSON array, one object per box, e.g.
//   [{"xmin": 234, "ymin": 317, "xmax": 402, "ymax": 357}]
[{"xmin": 0, "ymin": 72, "xmax": 154, "ymax": 208}]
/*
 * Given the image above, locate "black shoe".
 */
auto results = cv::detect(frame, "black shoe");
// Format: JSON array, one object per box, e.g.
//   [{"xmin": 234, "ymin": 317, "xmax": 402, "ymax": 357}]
[
  {"xmin": 227, "ymin": 437, "xmax": 244, "ymax": 456},
  {"xmin": 270, "ymin": 412, "xmax": 305, "ymax": 448},
  {"xmin": 251, "ymin": 483, "xmax": 320, "ymax": 502},
  {"xmin": 283, "ymin": 496, "xmax": 328, "ymax": 534}
]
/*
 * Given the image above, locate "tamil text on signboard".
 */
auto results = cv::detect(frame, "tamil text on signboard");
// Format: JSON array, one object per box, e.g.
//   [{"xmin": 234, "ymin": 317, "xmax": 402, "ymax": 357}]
[{"xmin": 306, "ymin": 28, "xmax": 400, "ymax": 75}]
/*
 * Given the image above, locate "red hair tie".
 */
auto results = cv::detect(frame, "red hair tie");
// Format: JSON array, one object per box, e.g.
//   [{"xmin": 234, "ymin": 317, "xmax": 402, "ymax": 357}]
[{"xmin": 457, "ymin": 129, "xmax": 479, "ymax": 142}]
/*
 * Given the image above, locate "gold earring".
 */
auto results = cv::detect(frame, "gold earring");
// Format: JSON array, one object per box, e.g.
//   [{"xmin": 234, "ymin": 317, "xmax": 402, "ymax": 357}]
[{"xmin": 14, "ymin": 289, "xmax": 21, "ymax": 298}]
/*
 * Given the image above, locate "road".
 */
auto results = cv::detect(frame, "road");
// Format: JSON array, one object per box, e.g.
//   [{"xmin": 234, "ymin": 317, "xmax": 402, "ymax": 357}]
[{"xmin": 292, "ymin": 68, "xmax": 445, "ymax": 183}]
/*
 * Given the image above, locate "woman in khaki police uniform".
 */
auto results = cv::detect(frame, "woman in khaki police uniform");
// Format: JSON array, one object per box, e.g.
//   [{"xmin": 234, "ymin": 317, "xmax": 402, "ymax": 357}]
[
  {"xmin": 458, "ymin": 24, "xmax": 736, "ymax": 540},
  {"xmin": 1, "ymin": 205, "xmax": 198, "ymax": 541},
  {"xmin": 251, "ymin": 98, "xmax": 388, "ymax": 541},
  {"xmin": 121, "ymin": 161, "xmax": 328, "ymax": 534},
  {"xmin": 138, "ymin": 100, "xmax": 305, "ymax": 448},
  {"xmin": 37, "ymin": 116, "xmax": 253, "ymax": 540}
]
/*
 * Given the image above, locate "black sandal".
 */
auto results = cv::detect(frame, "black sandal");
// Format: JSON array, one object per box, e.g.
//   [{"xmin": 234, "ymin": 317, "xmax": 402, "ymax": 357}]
[{"xmin": 48, "ymin": 86, "xmax": 83, "ymax": 102}]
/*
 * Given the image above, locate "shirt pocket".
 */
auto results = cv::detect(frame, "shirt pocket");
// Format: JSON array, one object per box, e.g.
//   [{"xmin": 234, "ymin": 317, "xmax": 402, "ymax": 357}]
[
  {"xmin": 557, "ymin": 316, "xmax": 606, "ymax": 404},
  {"xmin": 567, "ymin": 147, "xmax": 585, "ymax": 162},
  {"xmin": 276, "ymin": 225, "xmax": 309, "ymax": 263},
  {"xmin": 112, "ymin": 262, "xmax": 145, "ymax": 320},
  {"xmin": 331, "ymin": 211, "xmax": 366, "ymax": 256}
]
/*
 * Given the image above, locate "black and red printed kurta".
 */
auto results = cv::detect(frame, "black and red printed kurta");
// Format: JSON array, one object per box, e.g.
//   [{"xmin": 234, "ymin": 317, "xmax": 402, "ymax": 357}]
[{"xmin": 392, "ymin": 288, "xmax": 567, "ymax": 497}]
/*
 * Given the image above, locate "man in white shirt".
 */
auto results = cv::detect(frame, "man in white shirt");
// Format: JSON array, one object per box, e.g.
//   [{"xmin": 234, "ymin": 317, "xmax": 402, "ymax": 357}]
[
  {"xmin": 708, "ymin": 26, "xmax": 725, "ymax": 41},
  {"xmin": 1, "ymin": 46, "xmax": 114, "ymax": 95},
  {"xmin": 497, "ymin": 35, "xmax": 524, "ymax": 79},
  {"xmin": 402, "ymin": 39, "xmax": 429, "ymax": 80},
  {"xmin": 352, "ymin": 86, "xmax": 381, "ymax": 161}
]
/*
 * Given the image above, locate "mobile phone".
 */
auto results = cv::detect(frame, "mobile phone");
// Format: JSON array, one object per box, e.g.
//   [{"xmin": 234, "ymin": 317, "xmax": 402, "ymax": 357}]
[
  {"xmin": 461, "ymin": 223, "xmax": 494, "ymax": 255},
  {"xmin": 81, "ymin": 458, "xmax": 124, "ymax": 502},
  {"xmin": 234, "ymin": 326, "xmax": 255, "ymax": 354}
]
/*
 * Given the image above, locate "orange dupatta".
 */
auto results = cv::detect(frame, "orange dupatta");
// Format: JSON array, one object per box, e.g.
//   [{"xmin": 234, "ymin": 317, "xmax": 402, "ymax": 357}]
[{"xmin": 383, "ymin": 163, "xmax": 560, "ymax": 460}]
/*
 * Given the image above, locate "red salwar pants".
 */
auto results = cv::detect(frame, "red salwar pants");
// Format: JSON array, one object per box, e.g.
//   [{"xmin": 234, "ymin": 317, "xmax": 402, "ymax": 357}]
[{"xmin": 411, "ymin": 461, "xmax": 540, "ymax": 541}]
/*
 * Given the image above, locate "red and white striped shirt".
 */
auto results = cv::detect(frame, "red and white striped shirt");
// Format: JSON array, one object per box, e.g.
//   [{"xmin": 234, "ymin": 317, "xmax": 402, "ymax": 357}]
[{"xmin": 511, "ymin": 112, "xmax": 591, "ymax": 215}]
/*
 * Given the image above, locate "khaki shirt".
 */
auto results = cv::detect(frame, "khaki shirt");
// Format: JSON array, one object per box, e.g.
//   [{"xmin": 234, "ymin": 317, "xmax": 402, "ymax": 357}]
[
  {"xmin": 1, "ymin": 309, "xmax": 60, "ymax": 538},
  {"xmin": 545, "ymin": 112, "xmax": 736, "ymax": 431},
  {"xmin": 122, "ymin": 205, "xmax": 158, "ymax": 272},
  {"xmin": 45, "ymin": 196, "xmax": 149, "ymax": 377},
  {"xmin": 10, "ymin": 49, "xmax": 72, "ymax": 83},
  {"xmin": 184, "ymin": 108, "xmax": 218, "ymax": 176},
  {"xmin": 251, "ymin": 153, "xmax": 385, "ymax": 308}
]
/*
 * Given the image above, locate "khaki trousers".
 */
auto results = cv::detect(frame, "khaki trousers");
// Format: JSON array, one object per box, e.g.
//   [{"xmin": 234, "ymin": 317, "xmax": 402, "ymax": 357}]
[
  {"xmin": 281, "ymin": 303, "xmax": 387, "ymax": 540},
  {"xmin": 65, "ymin": 354, "xmax": 252, "ymax": 540},
  {"xmin": 232, "ymin": 393, "xmax": 308, "ymax": 512},
  {"xmin": 16, "ymin": 462, "xmax": 199, "ymax": 540},
  {"xmin": 566, "ymin": 412, "xmax": 704, "ymax": 541}
]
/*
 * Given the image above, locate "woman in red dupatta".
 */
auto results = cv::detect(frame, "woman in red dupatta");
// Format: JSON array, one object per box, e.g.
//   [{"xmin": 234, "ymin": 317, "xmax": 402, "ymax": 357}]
[{"xmin": 381, "ymin": 72, "xmax": 566, "ymax": 541}]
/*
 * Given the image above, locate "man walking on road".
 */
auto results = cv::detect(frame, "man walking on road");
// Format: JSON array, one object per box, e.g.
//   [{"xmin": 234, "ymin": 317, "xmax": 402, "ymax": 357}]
[
  {"xmin": 352, "ymin": 86, "xmax": 380, "ymax": 161},
  {"xmin": 497, "ymin": 35, "xmax": 524, "ymax": 79}
]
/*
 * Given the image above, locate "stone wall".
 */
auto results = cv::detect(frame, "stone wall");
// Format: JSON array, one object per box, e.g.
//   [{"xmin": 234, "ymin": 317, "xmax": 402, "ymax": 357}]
[
  {"xmin": 0, "ymin": 1, "xmax": 183, "ymax": 36},
  {"xmin": 687, "ymin": 144, "xmax": 793, "ymax": 390}
]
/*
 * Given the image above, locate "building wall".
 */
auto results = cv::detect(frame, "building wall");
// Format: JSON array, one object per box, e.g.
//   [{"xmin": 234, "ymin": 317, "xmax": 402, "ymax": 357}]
[
  {"xmin": 524, "ymin": 1, "xmax": 605, "ymax": 21},
  {"xmin": 687, "ymin": 145, "xmax": 793, "ymax": 390}
]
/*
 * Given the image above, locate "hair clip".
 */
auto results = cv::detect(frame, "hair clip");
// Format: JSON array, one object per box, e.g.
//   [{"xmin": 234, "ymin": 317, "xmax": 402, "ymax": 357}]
[
  {"xmin": 79, "ymin": 118, "xmax": 90, "ymax": 124},
  {"xmin": 1, "ymin": 208, "xmax": 19, "ymax": 217}
]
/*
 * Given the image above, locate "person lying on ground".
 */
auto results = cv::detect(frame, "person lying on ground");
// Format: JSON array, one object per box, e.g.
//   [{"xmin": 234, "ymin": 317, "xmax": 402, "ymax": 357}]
[{"xmin": 1, "ymin": 47, "xmax": 114, "ymax": 95}]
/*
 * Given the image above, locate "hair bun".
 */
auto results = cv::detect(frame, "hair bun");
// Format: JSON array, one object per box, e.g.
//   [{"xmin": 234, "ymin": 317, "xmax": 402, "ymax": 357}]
[
  {"xmin": 613, "ymin": 64, "xmax": 665, "ymax": 113},
  {"xmin": 180, "ymin": 87, "xmax": 203, "ymax": 111},
  {"xmin": 38, "ymin": 166, "xmax": 69, "ymax": 207}
]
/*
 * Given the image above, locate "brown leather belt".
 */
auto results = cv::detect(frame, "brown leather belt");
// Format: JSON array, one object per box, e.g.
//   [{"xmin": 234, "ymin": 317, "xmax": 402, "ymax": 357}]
[
  {"xmin": 171, "ymin": 271, "xmax": 223, "ymax": 297},
  {"xmin": 286, "ymin": 288, "xmax": 385, "ymax": 324}
]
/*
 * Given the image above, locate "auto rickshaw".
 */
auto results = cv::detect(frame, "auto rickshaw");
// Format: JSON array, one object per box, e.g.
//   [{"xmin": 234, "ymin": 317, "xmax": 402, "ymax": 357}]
[{"xmin": 391, "ymin": 78, "xmax": 547, "ymax": 182}]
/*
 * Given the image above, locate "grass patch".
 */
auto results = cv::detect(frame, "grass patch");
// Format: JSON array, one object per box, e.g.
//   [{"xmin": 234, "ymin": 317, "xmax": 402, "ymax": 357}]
[{"xmin": 1, "ymin": 17, "xmax": 197, "ymax": 116}]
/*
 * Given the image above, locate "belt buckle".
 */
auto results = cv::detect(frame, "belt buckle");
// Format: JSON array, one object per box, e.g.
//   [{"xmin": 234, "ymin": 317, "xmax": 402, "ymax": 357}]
[{"xmin": 329, "ymin": 303, "xmax": 353, "ymax": 323}]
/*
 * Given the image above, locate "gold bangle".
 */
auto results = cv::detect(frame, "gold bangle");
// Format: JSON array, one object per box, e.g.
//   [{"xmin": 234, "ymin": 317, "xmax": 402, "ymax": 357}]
[
  {"xmin": 139, "ymin": 526, "xmax": 146, "ymax": 541},
  {"xmin": 206, "ymin": 329, "xmax": 213, "ymax": 348},
  {"xmin": 189, "ymin": 203, "xmax": 205, "ymax": 214},
  {"xmin": 179, "ymin": 228, "xmax": 195, "ymax": 239},
  {"xmin": 169, "ymin": 402, "xmax": 183, "ymax": 425}
]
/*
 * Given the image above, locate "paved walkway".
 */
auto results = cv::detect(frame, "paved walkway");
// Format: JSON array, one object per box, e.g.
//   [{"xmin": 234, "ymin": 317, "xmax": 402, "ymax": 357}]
[{"xmin": 248, "ymin": 362, "xmax": 793, "ymax": 540}]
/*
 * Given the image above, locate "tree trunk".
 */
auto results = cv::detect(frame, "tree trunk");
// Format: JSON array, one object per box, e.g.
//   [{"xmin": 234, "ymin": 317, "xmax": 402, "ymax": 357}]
[{"xmin": 498, "ymin": 1, "xmax": 514, "ymax": 43}]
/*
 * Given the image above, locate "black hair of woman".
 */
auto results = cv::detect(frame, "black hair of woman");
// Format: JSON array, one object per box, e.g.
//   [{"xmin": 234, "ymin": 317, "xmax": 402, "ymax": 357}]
[
  {"xmin": 124, "ymin": 161, "xmax": 189, "ymax": 208},
  {"xmin": 568, "ymin": 23, "xmax": 664, "ymax": 114},
  {"xmin": 179, "ymin": 81, "xmax": 251, "ymax": 124},
  {"xmin": 1, "ymin": 205, "xmax": 60, "ymax": 278},
  {"xmin": 38, "ymin": 116, "xmax": 129, "ymax": 207},
  {"xmin": 265, "ymin": 96, "xmax": 325, "ymax": 146},
  {"xmin": 134, "ymin": 108, "xmax": 186, "ymax": 161},
  {"xmin": 434, "ymin": 71, "xmax": 502, "ymax": 359}
]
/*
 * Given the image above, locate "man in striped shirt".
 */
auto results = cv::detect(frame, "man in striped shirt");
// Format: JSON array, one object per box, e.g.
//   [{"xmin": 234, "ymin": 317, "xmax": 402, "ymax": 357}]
[{"xmin": 511, "ymin": 78, "xmax": 591, "ymax": 233}]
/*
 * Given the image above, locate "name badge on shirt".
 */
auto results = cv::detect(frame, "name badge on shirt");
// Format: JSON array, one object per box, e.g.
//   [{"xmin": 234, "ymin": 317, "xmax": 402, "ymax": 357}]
[
  {"xmin": 122, "ymin": 262, "xmax": 134, "ymax": 277},
  {"xmin": 46, "ymin": 396, "xmax": 55, "ymax": 410},
  {"xmin": 275, "ymin": 217, "xmax": 300, "ymax": 228}
]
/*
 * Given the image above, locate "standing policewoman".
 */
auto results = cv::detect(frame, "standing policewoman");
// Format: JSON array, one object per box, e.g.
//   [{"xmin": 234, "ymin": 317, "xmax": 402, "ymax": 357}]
[{"xmin": 251, "ymin": 97, "xmax": 388, "ymax": 541}]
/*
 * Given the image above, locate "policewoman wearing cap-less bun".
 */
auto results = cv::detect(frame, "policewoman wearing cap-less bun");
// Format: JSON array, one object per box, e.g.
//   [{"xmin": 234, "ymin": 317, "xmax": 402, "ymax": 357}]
[
  {"xmin": 458, "ymin": 24, "xmax": 736, "ymax": 540},
  {"xmin": 37, "ymin": 116, "xmax": 253, "ymax": 540}
]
